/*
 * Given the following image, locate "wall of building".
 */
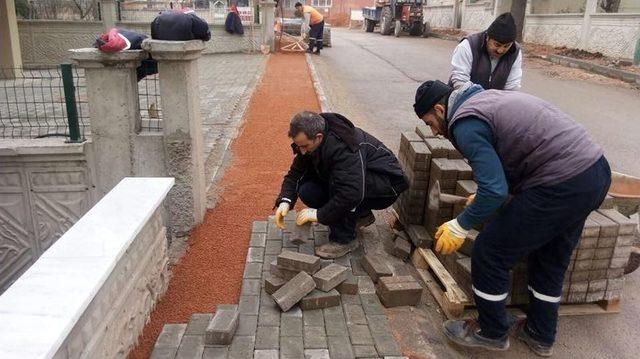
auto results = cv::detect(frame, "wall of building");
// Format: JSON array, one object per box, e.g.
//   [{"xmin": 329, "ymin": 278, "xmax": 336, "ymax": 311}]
[
  {"xmin": 461, "ymin": 1, "xmax": 496, "ymax": 30},
  {"xmin": 424, "ymin": 4, "xmax": 455, "ymax": 28},
  {"xmin": 523, "ymin": 14, "xmax": 584, "ymax": 48}
]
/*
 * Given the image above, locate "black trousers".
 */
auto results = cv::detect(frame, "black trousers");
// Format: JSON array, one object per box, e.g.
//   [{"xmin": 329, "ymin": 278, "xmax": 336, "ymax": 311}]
[
  {"xmin": 308, "ymin": 21, "xmax": 324, "ymax": 52},
  {"xmin": 472, "ymin": 156, "xmax": 611, "ymax": 345},
  {"xmin": 298, "ymin": 180, "xmax": 397, "ymax": 244}
]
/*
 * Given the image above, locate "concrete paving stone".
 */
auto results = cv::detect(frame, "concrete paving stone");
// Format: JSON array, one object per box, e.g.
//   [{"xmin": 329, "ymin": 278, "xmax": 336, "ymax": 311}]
[
  {"xmin": 323, "ymin": 306, "xmax": 348, "ymax": 337},
  {"xmin": 328, "ymin": 335, "xmax": 356, "ymax": 359},
  {"xmin": 361, "ymin": 255, "xmax": 393, "ymax": 283},
  {"xmin": 250, "ymin": 233, "xmax": 267, "ymax": 248},
  {"xmin": 256, "ymin": 326, "xmax": 280, "ymax": 349},
  {"xmin": 581, "ymin": 218, "xmax": 600, "ymax": 238},
  {"xmin": 278, "ymin": 250, "xmax": 321, "ymax": 274},
  {"xmin": 303, "ymin": 309, "xmax": 325, "ymax": 327},
  {"xmin": 589, "ymin": 211, "xmax": 619, "ymax": 237},
  {"xmin": 150, "ymin": 347, "xmax": 178, "ymax": 359},
  {"xmin": 239, "ymin": 295, "xmax": 260, "ymax": 315},
  {"xmin": 247, "ymin": 247, "xmax": 265, "ymax": 263},
  {"xmin": 237, "ymin": 315, "xmax": 258, "ymax": 336},
  {"xmin": 353, "ymin": 345, "xmax": 378, "ymax": 358},
  {"xmin": 282, "ymin": 233, "xmax": 299, "ymax": 248},
  {"xmin": 270, "ymin": 260, "xmax": 298, "ymax": 281},
  {"xmin": 597, "ymin": 236, "xmax": 617, "ymax": 248},
  {"xmin": 304, "ymin": 326, "xmax": 328, "ymax": 349},
  {"xmin": 293, "ymin": 223, "xmax": 314, "ymax": 243},
  {"xmin": 265, "ymin": 275, "xmax": 286, "ymax": 295},
  {"xmin": 273, "ymin": 271, "xmax": 317, "ymax": 312},
  {"xmin": 266, "ymin": 241, "xmax": 283, "ymax": 255},
  {"xmin": 392, "ymin": 236, "xmax": 412, "ymax": 261},
  {"xmin": 253, "ymin": 221, "xmax": 268, "ymax": 233},
  {"xmin": 264, "ymin": 255, "xmax": 278, "ymax": 269},
  {"xmin": 350, "ymin": 257, "xmax": 368, "ymax": 276},
  {"xmin": 314, "ymin": 231, "xmax": 330, "ymax": 246},
  {"xmin": 202, "ymin": 346, "xmax": 228, "ymax": 359},
  {"xmin": 184, "ymin": 313, "xmax": 214, "ymax": 335},
  {"xmin": 304, "ymin": 349, "xmax": 331, "ymax": 359},
  {"xmin": 348, "ymin": 324, "xmax": 375, "ymax": 345},
  {"xmin": 337, "ymin": 272, "xmax": 359, "ymax": 295},
  {"xmin": 283, "ymin": 305, "xmax": 303, "ymax": 318},
  {"xmin": 377, "ymin": 276, "xmax": 423, "ymax": 307},
  {"xmin": 280, "ymin": 336, "xmax": 304, "ymax": 358},
  {"xmin": 301, "ymin": 289, "xmax": 341, "ymax": 310},
  {"xmin": 358, "ymin": 276, "xmax": 376, "ymax": 294},
  {"xmin": 314, "ymin": 263, "xmax": 349, "ymax": 291},
  {"xmin": 267, "ymin": 221, "xmax": 284, "ymax": 240},
  {"xmin": 280, "ymin": 314, "xmax": 303, "ymax": 337},
  {"xmin": 242, "ymin": 279, "xmax": 262, "ymax": 296},
  {"xmin": 228, "ymin": 336, "xmax": 255, "ymax": 359},
  {"xmin": 155, "ymin": 323, "xmax": 187, "ymax": 349},
  {"xmin": 253, "ymin": 349, "xmax": 279, "ymax": 359},
  {"xmin": 320, "ymin": 259, "xmax": 334, "ymax": 268},
  {"xmin": 258, "ymin": 301, "xmax": 281, "ymax": 327},
  {"xmin": 599, "ymin": 209, "xmax": 637, "ymax": 235},
  {"xmin": 617, "ymin": 235, "xmax": 635, "ymax": 247},
  {"xmin": 341, "ymin": 294, "xmax": 361, "ymax": 305},
  {"xmin": 607, "ymin": 268, "xmax": 625, "ymax": 279},
  {"xmin": 175, "ymin": 334, "xmax": 205, "ymax": 359},
  {"xmin": 372, "ymin": 333, "xmax": 401, "ymax": 356},
  {"xmin": 206, "ymin": 305, "xmax": 239, "ymax": 345},
  {"xmin": 299, "ymin": 243, "xmax": 316, "ymax": 255},
  {"xmin": 344, "ymin": 304, "xmax": 367, "ymax": 325},
  {"xmin": 360, "ymin": 294, "xmax": 385, "ymax": 315},
  {"xmin": 244, "ymin": 263, "xmax": 263, "ymax": 279}
]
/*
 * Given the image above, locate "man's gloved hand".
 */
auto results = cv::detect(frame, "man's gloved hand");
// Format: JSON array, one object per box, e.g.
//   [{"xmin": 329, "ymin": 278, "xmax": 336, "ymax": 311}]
[
  {"xmin": 435, "ymin": 218, "xmax": 468, "ymax": 255},
  {"xmin": 275, "ymin": 202, "xmax": 290, "ymax": 230},
  {"xmin": 296, "ymin": 208, "xmax": 318, "ymax": 226},
  {"xmin": 466, "ymin": 194, "xmax": 475, "ymax": 207}
]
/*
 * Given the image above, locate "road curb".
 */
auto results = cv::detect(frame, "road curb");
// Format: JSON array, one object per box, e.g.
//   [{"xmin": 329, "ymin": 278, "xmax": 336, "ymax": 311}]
[
  {"xmin": 427, "ymin": 31, "xmax": 463, "ymax": 42},
  {"xmin": 543, "ymin": 54, "xmax": 640, "ymax": 86},
  {"xmin": 305, "ymin": 53, "xmax": 333, "ymax": 112}
]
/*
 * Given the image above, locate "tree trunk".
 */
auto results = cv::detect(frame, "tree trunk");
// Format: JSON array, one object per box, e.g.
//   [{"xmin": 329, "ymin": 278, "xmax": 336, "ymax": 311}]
[{"xmin": 510, "ymin": 0, "xmax": 527, "ymax": 42}]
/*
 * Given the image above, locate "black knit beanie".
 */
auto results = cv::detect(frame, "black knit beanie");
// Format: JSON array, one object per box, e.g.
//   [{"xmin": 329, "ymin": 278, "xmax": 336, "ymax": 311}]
[
  {"xmin": 413, "ymin": 80, "xmax": 453, "ymax": 118},
  {"xmin": 487, "ymin": 12, "xmax": 517, "ymax": 43}
]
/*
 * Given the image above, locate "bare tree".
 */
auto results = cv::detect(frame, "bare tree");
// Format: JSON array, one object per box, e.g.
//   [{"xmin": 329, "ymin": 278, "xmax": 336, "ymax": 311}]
[
  {"xmin": 70, "ymin": 0, "xmax": 99, "ymax": 19},
  {"xmin": 510, "ymin": 0, "xmax": 527, "ymax": 42}
]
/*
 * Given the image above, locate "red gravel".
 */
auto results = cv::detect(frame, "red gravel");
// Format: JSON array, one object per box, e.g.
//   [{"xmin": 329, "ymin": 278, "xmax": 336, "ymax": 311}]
[{"xmin": 129, "ymin": 53, "xmax": 320, "ymax": 358}]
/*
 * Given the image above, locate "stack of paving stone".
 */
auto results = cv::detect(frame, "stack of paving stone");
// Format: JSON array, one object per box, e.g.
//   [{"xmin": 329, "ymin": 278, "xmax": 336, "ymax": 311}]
[
  {"xmin": 150, "ymin": 212, "xmax": 408, "ymax": 358},
  {"xmin": 393, "ymin": 132, "xmax": 431, "ymax": 225},
  {"xmin": 360, "ymin": 254, "xmax": 423, "ymax": 308}
]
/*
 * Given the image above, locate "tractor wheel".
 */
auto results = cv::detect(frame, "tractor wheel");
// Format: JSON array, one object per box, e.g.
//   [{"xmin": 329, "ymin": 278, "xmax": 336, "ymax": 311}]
[
  {"xmin": 365, "ymin": 19, "xmax": 375, "ymax": 33},
  {"xmin": 380, "ymin": 7, "xmax": 392, "ymax": 35},
  {"xmin": 421, "ymin": 21, "xmax": 431, "ymax": 38},
  {"xmin": 394, "ymin": 20, "xmax": 402, "ymax": 37},
  {"xmin": 409, "ymin": 21, "xmax": 422, "ymax": 36}
]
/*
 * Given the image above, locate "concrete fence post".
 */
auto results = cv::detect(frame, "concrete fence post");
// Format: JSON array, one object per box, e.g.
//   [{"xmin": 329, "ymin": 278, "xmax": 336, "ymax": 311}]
[
  {"xmin": 100, "ymin": 0, "xmax": 118, "ymax": 31},
  {"xmin": 69, "ymin": 48, "xmax": 146, "ymax": 198},
  {"xmin": 142, "ymin": 40, "xmax": 206, "ymax": 236},
  {"xmin": 580, "ymin": 0, "xmax": 598, "ymax": 50},
  {"xmin": 260, "ymin": 1, "xmax": 276, "ymax": 52}
]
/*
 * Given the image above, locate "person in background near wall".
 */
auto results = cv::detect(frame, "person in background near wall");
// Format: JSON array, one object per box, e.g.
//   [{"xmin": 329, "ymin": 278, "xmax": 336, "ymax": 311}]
[
  {"xmin": 295, "ymin": 2, "xmax": 325, "ymax": 55},
  {"xmin": 449, "ymin": 12, "xmax": 523, "ymax": 90},
  {"xmin": 225, "ymin": 3, "xmax": 245, "ymax": 35},
  {"xmin": 151, "ymin": 7, "xmax": 211, "ymax": 41}
]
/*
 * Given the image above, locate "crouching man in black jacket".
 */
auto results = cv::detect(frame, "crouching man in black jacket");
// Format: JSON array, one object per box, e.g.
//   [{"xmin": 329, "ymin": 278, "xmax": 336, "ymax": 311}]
[{"xmin": 274, "ymin": 111, "xmax": 409, "ymax": 258}]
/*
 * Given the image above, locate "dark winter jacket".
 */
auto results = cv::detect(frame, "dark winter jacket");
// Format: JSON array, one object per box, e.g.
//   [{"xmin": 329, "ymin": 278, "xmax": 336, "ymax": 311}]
[
  {"xmin": 225, "ymin": 12, "xmax": 244, "ymax": 35},
  {"xmin": 276, "ymin": 113, "xmax": 408, "ymax": 225},
  {"xmin": 464, "ymin": 31, "xmax": 520, "ymax": 90},
  {"xmin": 151, "ymin": 10, "xmax": 211, "ymax": 41}
]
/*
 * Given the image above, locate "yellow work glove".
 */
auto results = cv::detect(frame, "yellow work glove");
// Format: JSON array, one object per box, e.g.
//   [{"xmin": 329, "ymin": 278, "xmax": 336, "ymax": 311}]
[
  {"xmin": 435, "ymin": 218, "xmax": 468, "ymax": 255},
  {"xmin": 296, "ymin": 208, "xmax": 318, "ymax": 226},
  {"xmin": 275, "ymin": 202, "xmax": 290, "ymax": 230},
  {"xmin": 466, "ymin": 194, "xmax": 475, "ymax": 207}
]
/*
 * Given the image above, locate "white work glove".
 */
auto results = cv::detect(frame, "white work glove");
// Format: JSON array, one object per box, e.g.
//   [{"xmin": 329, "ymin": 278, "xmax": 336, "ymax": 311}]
[
  {"xmin": 296, "ymin": 208, "xmax": 318, "ymax": 226},
  {"xmin": 275, "ymin": 202, "xmax": 290, "ymax": 230},
  {"xmin": 434, "ymin": 218, "xmax": 469, "ymax": 255}
]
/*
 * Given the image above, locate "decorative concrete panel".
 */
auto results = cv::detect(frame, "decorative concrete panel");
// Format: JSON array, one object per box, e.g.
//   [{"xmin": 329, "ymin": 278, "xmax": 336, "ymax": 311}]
[
  {"xmin": 523, "ymin": 14, "xmax": 584, "ymax": 49},
  {"xmin": 424, "ymin": 5, "xmax": 455, "ymax": 28},
  {"xmin": 0, "ymin": 139, "xmax": 95, "ymax": 293},
  {"xmin": 586, "ymin": 14, "xmax": 640, "ymax": 59},
  {"xmin": 461, "ymin": 3, "xmax": 496, "ymax": 31}
]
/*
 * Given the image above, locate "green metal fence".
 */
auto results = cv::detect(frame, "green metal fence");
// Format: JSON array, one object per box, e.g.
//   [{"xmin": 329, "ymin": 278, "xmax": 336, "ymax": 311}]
[{"xmin": 0, "ymin": 65, "xmax": 88, "ymax": 141}]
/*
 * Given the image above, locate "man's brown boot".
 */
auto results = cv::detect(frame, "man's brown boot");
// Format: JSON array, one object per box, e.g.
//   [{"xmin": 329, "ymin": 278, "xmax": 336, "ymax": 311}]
[{"xmin": 315, "ymin": 240, "xmax": 360, "ymax": 259}]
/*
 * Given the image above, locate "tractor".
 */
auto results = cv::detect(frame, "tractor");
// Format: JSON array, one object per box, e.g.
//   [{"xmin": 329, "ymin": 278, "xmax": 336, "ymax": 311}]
[{"xmin": 362, "ymin": 0, "xmax": 427, "ymax": 37}]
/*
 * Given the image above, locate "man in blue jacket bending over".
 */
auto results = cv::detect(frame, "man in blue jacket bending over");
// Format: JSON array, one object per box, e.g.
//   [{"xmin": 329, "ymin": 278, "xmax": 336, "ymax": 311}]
[{"xmin": 413, "ymin": 80, "xmax": 611, "ymax": 356}]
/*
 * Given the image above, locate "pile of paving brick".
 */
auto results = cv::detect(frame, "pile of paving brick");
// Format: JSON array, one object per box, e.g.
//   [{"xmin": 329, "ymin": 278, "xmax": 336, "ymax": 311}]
[{"xmin": 394, "ymin": 121, "xmax": 638, "ymax": 306}]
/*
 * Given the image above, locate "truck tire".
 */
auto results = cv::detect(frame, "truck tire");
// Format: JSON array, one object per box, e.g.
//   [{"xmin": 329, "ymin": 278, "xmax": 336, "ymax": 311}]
[
  {"xmin": 365, "ymin": 19, "xmax": 375, "ymax": 33},
  {"xmin": 394, "ymin": 20, "xmax": 402, "ymax": 37},
  {"xmin": 409, "ymin": 21, "xmax": 422, "ymax": 36},
  {"xmin": 380, "ymin": 7, "xmax": 392, "ymax": 35},
  {"xmin": 421, "ymin": 21, "xmax": 431, "ymax": 38}
]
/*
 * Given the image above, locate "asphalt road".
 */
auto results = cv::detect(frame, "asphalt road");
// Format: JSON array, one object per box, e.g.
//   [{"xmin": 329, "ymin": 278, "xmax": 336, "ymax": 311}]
[{"xmin": 310, "ymin": 28, "xmax": 640, "ymax": 359}]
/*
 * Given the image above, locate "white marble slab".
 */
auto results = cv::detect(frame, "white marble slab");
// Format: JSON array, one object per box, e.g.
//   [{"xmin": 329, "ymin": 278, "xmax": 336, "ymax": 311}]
[{"xmin": 0, "ymin": 177, "xmax": 174, "ymax": 359}]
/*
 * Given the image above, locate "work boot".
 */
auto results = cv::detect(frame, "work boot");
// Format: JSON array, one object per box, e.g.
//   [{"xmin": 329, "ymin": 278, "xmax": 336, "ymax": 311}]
[
  {"xmin": 313, "ymin": 49, "xmax": 321, "ymax": 55},
  {"xmin": 514, "ymin": 321, "xmax": 553, "ymax": 357},
  {"xmin": 315, "ymin": 240, "xmax": 359, "ymax": 259},
  {"xmin": 443, "ymin": 319, "xmax": 510, "ymax": 351},
  {"xmin": 357, "ymin": 210, "xmax": 375, "ymax": 228}
]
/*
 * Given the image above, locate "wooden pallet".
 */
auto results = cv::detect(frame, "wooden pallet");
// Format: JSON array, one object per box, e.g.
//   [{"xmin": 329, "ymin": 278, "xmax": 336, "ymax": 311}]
[{"xmin": 411, "ymin": 247, "xmax": 621, "ymax": 319}]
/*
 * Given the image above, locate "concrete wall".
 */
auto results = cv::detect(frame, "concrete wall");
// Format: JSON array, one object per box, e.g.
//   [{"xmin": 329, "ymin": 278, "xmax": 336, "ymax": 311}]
[
  {"xmin": 530, "ymin": 0, "xmax": 587, "ymax": 14},
  {"xmin": 17, "ymin": 20, "xmax": 262, "ymax": 67},
  {"xmin": 461, "ymin": 2, "xmax": 496, "ymax": 31},
  {"xmin": 0, "ymin": 177, "xmax": 173, "ymax": 359},
  {"xmin": 523, "ymin": 14, "xmax": 584, "ymax": 48},
  {"xmin": 424, "ymin": 4, "xmax": 456, "ymax": 28},
  {"xmin": 0, "ymin": 138, "xmax": 96, "ymax": 294}
]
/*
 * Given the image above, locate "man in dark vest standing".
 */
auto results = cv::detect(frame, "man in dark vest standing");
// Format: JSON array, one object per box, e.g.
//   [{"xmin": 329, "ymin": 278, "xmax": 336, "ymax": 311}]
[
  {"xmin": 450, "ymin": 12, "xmax": 522, "ymax": 90},
  {"xmin": 413, "ymin": 80, "xmax": 610, "ymax": 356}
]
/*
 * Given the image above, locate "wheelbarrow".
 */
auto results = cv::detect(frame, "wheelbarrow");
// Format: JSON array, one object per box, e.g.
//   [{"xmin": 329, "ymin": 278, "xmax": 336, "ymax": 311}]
[{"xmin": 608, "ymin": 171, "xmax": 640, "ymax": 274}]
